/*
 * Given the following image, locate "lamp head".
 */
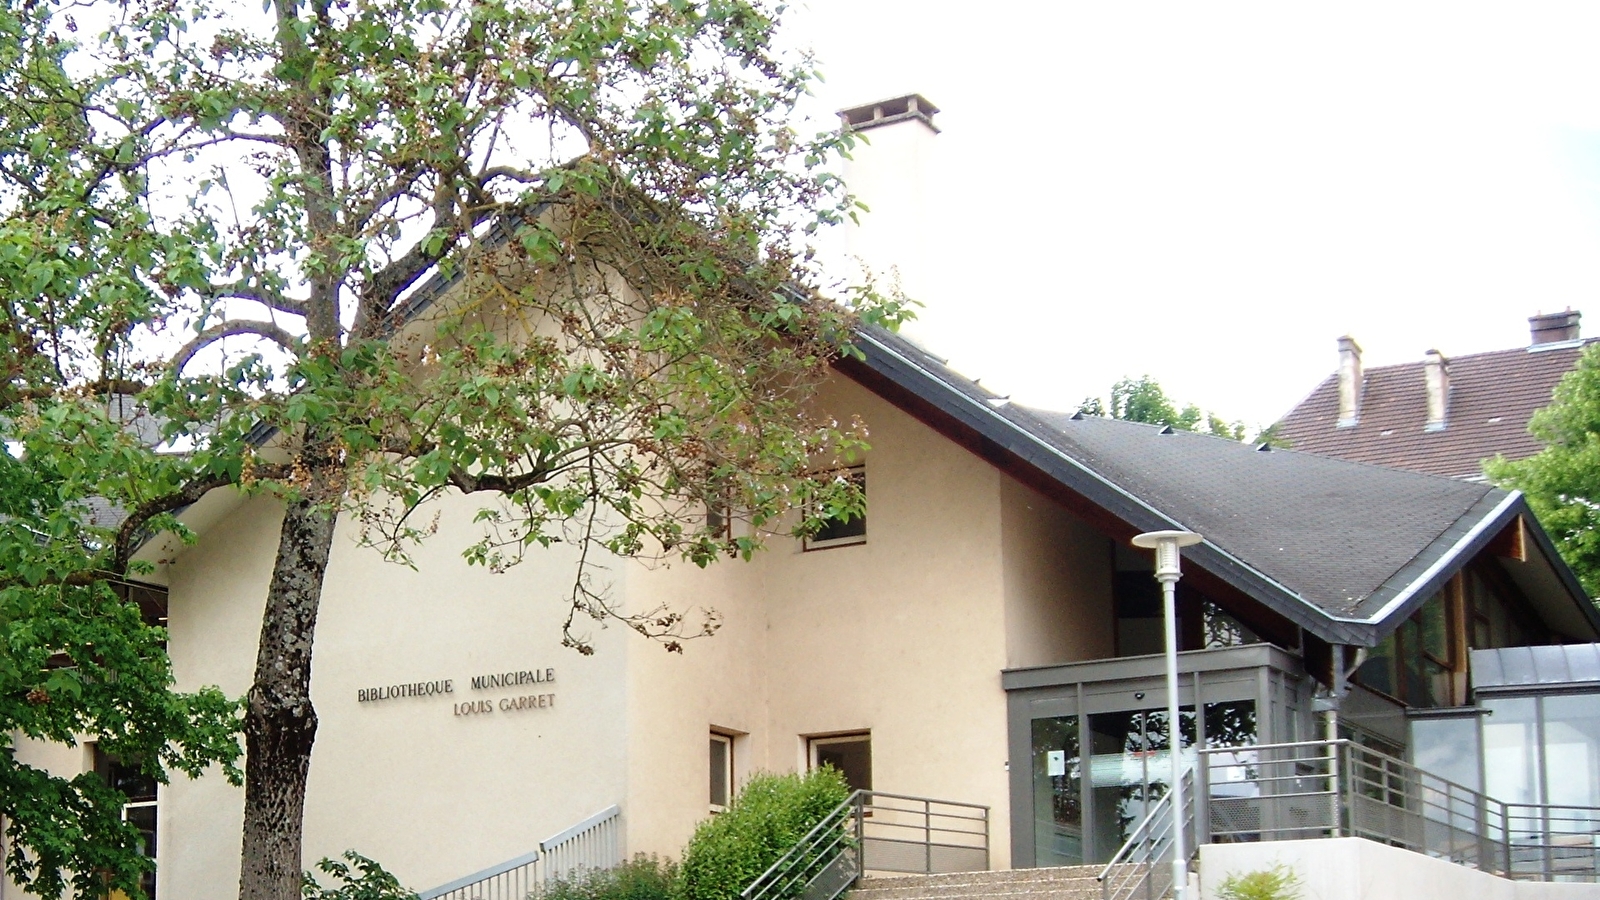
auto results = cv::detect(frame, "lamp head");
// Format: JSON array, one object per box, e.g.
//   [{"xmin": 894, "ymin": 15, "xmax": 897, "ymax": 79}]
[{"xmin": 1131, "ymin": 530, "xmax": 1203, "ymax": 578}]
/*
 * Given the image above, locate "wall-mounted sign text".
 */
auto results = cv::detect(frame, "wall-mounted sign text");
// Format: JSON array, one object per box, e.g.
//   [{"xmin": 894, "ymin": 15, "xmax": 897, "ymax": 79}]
[
  {"xmin": 470, "ymin": 668, "xmax": 554, "ymax": 690},
  {"xmin": 357, "ymin": 679, "xmax": 453, "ymax": 703},
  {"xmin": 357, "ymin": 665, "xmax": 559, "ymax": 721}
]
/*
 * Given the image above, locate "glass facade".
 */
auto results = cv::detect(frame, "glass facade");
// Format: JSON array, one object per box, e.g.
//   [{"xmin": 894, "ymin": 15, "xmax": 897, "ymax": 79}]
[
  {"xmin": 1543, "ymin": 693, "xmax": 1600, "ymax": 809},
  {"xmin": 1019, "ymin": 681, "xmax": 1272, "ymax": 864},
  {"xmin": 1356, "ymin": 589, "xmax": 1456, "ymax": 707},
  {"xmin": 1481, "ymin": 692, "xmax": 1600, "ymax": 808},
  {"xmin": 1030, "ymin": 716, "xmax": 1082, "ymax": 867},
  {"xmin": 1410, "ymin": 714, "xmax": 1482, "ymax": 792}
]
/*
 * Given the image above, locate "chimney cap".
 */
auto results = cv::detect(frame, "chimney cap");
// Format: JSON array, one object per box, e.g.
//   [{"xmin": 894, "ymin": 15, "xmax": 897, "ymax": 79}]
[
  {"xmin": 1338, "ymin": 335, "xmax": 1362, "ymax": 354},
  {"xmin": 837, "ymin": 94, "xmax": 941, "ymax": 135},
  {"xmin": 1529, "ymin": 309, "xmax": 1582, "ymax": 346}
]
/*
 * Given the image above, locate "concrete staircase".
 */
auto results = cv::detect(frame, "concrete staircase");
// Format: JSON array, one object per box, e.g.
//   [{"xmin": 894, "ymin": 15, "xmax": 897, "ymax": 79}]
[{"xmin": 847, "ymin": 866, "xmax": 1106, "ymax": 900}]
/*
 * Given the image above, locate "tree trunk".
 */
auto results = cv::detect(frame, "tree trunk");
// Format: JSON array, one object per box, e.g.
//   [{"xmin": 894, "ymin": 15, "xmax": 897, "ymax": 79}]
[{"xmin": 238, "ymin": 490, "xmax": 338, "ymax": 900}]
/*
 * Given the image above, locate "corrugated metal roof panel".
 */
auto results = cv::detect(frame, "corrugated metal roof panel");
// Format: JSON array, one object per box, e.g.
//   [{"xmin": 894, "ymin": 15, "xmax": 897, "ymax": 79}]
[{"xmin": 1471, "ymin": 643, "xmax": 1600, "ymax": 691}]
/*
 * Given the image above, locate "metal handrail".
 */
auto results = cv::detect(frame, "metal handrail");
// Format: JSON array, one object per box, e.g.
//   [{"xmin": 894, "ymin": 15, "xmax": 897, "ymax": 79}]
[
  {"xmin": 418, "ymin": 805, "xmax": 622, "ymax": 900},
  {"xmin": 418, "ymin": 851, "xmax": 540, "ymax": 900},
  {"xmin": 1196, "ymin": 739, "xmax": 1600, "ymax": 883},
  {"xmin": 1097, "ymin": 766, "xmax": 1196, "ymax": 900},
  {"xmin": 740, "ymin": 790, "xmax": 990, "ymax": 900}
]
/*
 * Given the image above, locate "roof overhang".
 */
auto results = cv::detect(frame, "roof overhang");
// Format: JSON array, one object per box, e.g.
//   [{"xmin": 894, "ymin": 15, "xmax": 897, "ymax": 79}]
[{"xmin": 836, "ymin": 325, "xmax": 1600, "ymax": 648}]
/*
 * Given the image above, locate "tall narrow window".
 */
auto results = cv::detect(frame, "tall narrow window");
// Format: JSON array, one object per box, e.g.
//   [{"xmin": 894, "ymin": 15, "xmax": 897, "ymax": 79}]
[
  {"xmin": 804, "ymin": 467, "xmax": 866, "ymax": 550},
  {"xmin": 94, "ymin": 745, "xmax": 158, "ymax": 899},
  {"xmin": 809, "ymin": 733, "xmax": 872, "ymax": 792},
  {"xmin": 709, "ymin": 732, "xmax": 734, "ymax": 811}
]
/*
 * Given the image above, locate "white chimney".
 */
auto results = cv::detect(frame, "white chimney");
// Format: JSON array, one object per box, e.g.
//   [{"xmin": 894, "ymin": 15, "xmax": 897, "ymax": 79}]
[
  {"xmin": 1337, "ymin": 336, "xmax": 1363, "ymax": 427},
  {"xmin": 835, "ymin": 94, "xmax": 940, "ymax": 312},
  {"xmin": 1423, "ymin": 349, "xmax": 1449, "ymax": 432}
]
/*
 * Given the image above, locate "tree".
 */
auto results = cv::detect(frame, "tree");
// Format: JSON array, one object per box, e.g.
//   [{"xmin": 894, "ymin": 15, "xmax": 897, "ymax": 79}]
[
  {"xmin": 0, "ymin": 0, "xmax": 905, "ymax": 897},
  {"xmin": 0, "ymin": 412, "xmax": 243, "ymax": 900},
  {"xmin": 1076, "ymin": 376, "xmax": 1249, "ymax": 441},
  {"xmin": 1, "ymin": 9, "xmax": 243, "ymax": 896},
  {"xmin": 1487, "ymin": 344, "xmax": 1600, "ymax": 598}
]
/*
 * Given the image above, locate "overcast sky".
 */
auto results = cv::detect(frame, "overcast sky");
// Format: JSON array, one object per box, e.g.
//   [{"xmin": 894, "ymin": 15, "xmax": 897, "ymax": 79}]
[{"xmin": 779, "ymin": 3, "xmax": 1600, "ymax": 429}]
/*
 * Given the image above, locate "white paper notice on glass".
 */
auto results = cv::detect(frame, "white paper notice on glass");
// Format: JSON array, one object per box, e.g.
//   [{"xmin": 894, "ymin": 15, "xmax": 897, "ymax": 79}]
[{"xmin": 1047, "ymin": 750, "xmax": 1066, "ymax": 777}]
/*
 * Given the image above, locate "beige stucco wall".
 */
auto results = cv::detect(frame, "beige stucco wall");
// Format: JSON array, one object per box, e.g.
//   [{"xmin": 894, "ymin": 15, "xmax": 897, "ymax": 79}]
[
  {"xmin": 157, "ymin": 488, "xmax": 630, "ymax": 897},
  {"xmin": 622, "ymin": 374, "xmax": 1023, "ymax": 866},
  {"xmin": 1000, "ymin": 477, "xmax": 1115, "ymax": 669},
  {"xmin": 7, "ymin": 371, "xmax": 1130, "ymax": 896}
]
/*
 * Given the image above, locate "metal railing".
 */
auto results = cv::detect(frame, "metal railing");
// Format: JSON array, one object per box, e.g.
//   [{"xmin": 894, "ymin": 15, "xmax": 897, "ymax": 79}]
[
  {"xmin": 1196, "ymin": 739, "xmax": 1600, "ymax": 883},
  {"xmin": 1505, "ymin": 803, "xmax": 1600, "ymax": 882},
  {"xmin": 1097, "ymin": 767, "xmax": 1196, "ymax": 900},
  {"xmin": 740, "ymin": 791, "xmax": 990, "ymax": 900},
  {"xmin": 419, "ymin": 805, "xmax": 622, "ymax": 900},
  {"xmin": 541, "ymin": 804, "xmax": 624, "ymax": 884}
]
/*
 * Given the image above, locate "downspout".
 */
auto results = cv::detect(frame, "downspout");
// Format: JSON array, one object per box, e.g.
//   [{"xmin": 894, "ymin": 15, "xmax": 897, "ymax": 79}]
[{"xmin": 1314, "ymin": 646, "xmax": 1367, "ymax": 837}]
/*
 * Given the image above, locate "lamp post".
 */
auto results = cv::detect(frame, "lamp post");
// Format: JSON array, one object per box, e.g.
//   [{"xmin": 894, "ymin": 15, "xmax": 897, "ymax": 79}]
[{"xmin": 1131, "ymin": 529, "xmax": 1203, "ymax": 900}]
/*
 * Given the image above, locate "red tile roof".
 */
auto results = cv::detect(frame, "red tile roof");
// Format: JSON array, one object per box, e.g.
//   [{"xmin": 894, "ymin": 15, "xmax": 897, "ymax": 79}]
[{"xmin": 1275, "ymin": 339, "xmax": 1598, "ymax": 479}]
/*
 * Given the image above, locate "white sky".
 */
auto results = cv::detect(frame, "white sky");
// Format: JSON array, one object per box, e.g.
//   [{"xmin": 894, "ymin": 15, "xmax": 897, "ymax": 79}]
[{"xmin": 782, "ymin": 2, "xmax": 1600, "ymax": 429}]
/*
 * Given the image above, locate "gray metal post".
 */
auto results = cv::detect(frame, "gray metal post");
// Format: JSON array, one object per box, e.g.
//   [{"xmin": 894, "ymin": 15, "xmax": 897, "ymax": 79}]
[{"xmin": 1132, "ymin": 531, "xmax": 1201, "ymax": 900}]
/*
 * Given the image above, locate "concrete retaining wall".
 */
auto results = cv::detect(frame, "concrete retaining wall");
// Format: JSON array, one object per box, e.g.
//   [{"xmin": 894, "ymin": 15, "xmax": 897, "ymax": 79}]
[{"xmin": 1199, "ymin": 838, "xmax": 1600, "ymax": 900}]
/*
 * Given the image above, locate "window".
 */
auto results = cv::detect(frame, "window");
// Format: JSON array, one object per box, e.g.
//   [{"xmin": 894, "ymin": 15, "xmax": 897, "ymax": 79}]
[
  {"xmin": 709, "ymin": 732, "xmax": 734, "ymax": 811},
  {"xmin": 809, "ymin": 733, "xmax": 871, "ymax": 792},
  {"xmin": 1354, "ymin": 589, "xmax": 1459, "ymax": 707},
  {"xmin": 804, "ymin": 467, "xmax": 866, "ymax": 550},
  {"xmin": 93, "ymin": 744, "xmax": 158, "ymax": 899}
]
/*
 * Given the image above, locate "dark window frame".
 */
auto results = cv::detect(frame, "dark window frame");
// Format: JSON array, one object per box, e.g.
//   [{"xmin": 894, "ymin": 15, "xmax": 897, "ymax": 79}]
[{"xmin": 802, "ymin": 466, "xmax": 866, "ymax": 551}]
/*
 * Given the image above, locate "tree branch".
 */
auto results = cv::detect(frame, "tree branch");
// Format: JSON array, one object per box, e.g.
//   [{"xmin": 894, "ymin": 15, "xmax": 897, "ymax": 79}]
[
  {"xmin": 199, "ymin": 281, "xmax": 308, "ymax": 318},
  {"xmin": 170, "ymin": 320, "xmax": 301, "ymax": 373}
]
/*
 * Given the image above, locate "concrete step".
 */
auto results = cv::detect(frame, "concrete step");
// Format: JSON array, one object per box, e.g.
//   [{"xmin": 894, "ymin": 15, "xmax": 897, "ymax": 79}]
[
  {"xmin": 852, "ymin": 887, "xmax": 1102, "ymax": 900},
  {"xmin": 849, "ymin": 866, "xmax": 1105, "ymax": 900},
  {"xmin": 858, "ymin": 866, "xmax": 1102, "ymax": 887}
]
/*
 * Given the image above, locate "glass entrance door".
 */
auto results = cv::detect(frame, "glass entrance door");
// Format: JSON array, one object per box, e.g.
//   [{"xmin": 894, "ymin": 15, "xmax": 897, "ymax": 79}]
[
  {"xmin": 1028, "ymin": 705, "xmax": 1200, "ymax": 865},
  {"xmin": 1087, "ymin": 708, "xmax": 1196, "ymax": 863}
]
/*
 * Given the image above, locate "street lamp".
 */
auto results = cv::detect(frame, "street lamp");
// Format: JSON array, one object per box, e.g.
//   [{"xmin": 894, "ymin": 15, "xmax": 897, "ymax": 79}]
[{"xmin": 1131, "ymin": 529, "xmax": 1203, "ymax": 900}]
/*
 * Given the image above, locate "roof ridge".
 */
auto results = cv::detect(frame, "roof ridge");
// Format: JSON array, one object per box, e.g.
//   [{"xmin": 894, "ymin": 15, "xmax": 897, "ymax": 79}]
[{"xmin": 1348, "ymin": 337, "xmax": 1599, "ymax": 374}]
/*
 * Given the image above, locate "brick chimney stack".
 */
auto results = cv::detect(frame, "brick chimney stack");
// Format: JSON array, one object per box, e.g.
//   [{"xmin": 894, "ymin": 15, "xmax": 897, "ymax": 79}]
[
  {"xmin": 1423, "ymin": 349, "xmax": 1449, "ymax": 432},
  {"xmin": 1529, "ymin": 310, "xmax": 1581, "ymax": 346},
  {"xmin": 1337, "ymin": 336, "xmax": 1363, "ymax": 427}
]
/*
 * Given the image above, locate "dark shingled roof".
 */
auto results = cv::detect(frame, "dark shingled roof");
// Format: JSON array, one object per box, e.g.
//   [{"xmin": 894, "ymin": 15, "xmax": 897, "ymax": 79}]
[
  {"xmin": 847, "ymin": 326, "xmax": 1598, "ymax": 646},
  {"xmin": 1019, "ymin": 410, "xmax": 1503, "ymax": 620},
  {"xmin": 1275, "ymin": 340, "xmax": 1599, "ymax": 479}
]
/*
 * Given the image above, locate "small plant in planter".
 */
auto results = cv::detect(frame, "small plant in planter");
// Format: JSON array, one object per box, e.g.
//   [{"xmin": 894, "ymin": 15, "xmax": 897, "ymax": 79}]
[{"xmin": 1214, "ymin": 864, "xmax": 1302, "ymax": 900}]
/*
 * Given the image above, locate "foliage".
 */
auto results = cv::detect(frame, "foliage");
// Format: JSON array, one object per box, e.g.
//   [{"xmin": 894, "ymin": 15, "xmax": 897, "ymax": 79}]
[
  {"xmin": 677, "ymin": 767, "xmax": 851, "ymax": 900},
  {"xmin": 1077, "ymin": 376, "xmax": 1254, "ymax": 442},
  {"xmin": 1487, "ymin": 343, "xmax": 1600, "ymax": 597},
  {"xmin": 0, "ymin": 0, "xmax": 904, "ymax": 894},
  {"xmin": 545, "ymin": 855, "xmax": 678, "ymax": 900},
  {"xmin": 1, "ymin": 386, "xmax": 243, "ymax": 897},
  {"xmin": 1214, "ymin": 864, "xmax": 1302, "ymax": 900},
  {"xmin": 301, "ymin": 853, "xmax": 418, "ymax": 900}
]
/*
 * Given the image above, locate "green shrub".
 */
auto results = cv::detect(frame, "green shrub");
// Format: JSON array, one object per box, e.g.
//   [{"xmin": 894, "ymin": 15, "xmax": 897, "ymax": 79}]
[
  {"xmin": 301, "ymin": 852, "xmax": 418, "ymax": 900},
  {"xmin": 1215, "ymin": 864, "xmax": 1302, "ymax": 900},
  {"xmin": 676, "ymin": 767, "xmax": 852, "ymax": 900},
  {"xmin": 545, "ymin": 855, "xmax": 678, "ymax": 900}
]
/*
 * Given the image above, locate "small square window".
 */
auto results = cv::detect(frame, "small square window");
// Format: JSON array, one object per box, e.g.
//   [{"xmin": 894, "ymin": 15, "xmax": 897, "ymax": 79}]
[
  {"xmin": 809, "ymin": 732, "xmax": 871, "ymax": 793},
  {"xmin": 804, "ymin": 467, "xmax": 866, "ymax": 551},
  {"xmin": 709, "ymin": 732, "xmax": 734, "ymax": 811}
]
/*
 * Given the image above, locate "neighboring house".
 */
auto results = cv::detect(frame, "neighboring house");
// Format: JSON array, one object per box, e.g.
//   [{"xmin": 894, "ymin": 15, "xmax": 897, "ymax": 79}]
[
  {"xmin": 1275, "ymin": 311, "xmax": 1596, "ymax": 480},
  {"xmin": 7, "ymin": 99, "xmax": 1600, "ymax": 899}
]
